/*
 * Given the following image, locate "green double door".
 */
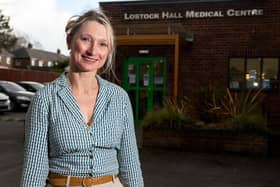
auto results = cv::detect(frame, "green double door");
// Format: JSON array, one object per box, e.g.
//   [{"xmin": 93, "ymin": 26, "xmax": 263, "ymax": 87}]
[{"xmin": 122, "ymin": 57, "xmax": 166, "ymax": 124}]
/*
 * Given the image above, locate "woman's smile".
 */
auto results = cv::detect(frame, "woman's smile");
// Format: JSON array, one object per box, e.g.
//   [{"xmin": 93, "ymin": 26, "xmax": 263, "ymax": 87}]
[{"xmin": 81, "ymin": 54, "xmax": 97, "ymax": 63}]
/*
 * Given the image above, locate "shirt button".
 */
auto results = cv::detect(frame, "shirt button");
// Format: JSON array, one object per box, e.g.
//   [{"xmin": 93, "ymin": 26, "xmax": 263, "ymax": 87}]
[
  {"xmin": 90, "ymin": 155, "xmax": 93, "ymax": 159},
  {"xmin": 89, "ymin": 131, "xmax": 93, "ymax": 136}
]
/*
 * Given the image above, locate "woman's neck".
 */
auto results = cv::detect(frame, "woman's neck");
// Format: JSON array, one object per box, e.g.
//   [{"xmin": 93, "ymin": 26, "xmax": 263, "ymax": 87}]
[{"xmin": 66, "ymin": 71, "xmax": 99, "ymax": 94}]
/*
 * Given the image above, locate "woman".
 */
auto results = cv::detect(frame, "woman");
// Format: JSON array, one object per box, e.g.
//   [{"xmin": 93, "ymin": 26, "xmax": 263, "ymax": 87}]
[{"xmin": 20, "ymin": 9, "xmax": 144, "ymax": 187}]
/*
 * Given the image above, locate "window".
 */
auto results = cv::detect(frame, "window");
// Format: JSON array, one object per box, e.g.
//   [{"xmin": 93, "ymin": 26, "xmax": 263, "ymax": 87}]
[
  {"xmin": 0, "ymin": 56, "xmax": 2, "ymax": 64},
  {"xmin": 246, "ymin": 58, "xmax": 260, "ymax": 89},
  {"xmin": 15, "ymin": 60, "xmax": 21, "ymax": 66},
  {"xmin": 262, "ymin": 58, "xmax": 279, "ymax": 89},
  {"xmin": 229, "ymin": 58, "xmax": 244, "ymax": 89},
  {"xmin": 31, "ymin": 58, "xmax": 36, "ymax": 66},
  {"xmin": 229, "ymin": 57, "xmax": 279, "ymax": 90},
  {"xmin": 48, "ymin": 61, "xmax": 53, "ymax": 67},
  {"xmin": 38, "ymin": 60, "xmax": 44, "ymax": 67},
  {"xmin": 6, "ymin": 57, "xmax": 11, "ymax": 65}
]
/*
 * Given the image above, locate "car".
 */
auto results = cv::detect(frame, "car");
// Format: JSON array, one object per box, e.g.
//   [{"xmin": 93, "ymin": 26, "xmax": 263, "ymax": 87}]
[
  {"xmin": 16, "ymin": 81, "xmax": 45, "ymax": 93},
  {"xmin": 0, "ymin": 92, "xmax": 11, "ymax": 112},
  {"xmin": 0, "ymin": 81, "xmax": 35, "ymax": 111}
]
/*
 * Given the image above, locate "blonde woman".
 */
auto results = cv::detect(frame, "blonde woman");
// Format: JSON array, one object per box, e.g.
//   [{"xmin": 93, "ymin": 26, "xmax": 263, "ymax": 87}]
[{"xmin": 21, "ymin": 9, "xmax": 144, "ymax": 187}]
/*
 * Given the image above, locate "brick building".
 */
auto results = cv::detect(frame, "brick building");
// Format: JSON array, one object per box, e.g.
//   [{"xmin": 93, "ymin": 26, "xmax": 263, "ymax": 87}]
[
  {"xmin": 0, "ymin": 49, "xmax": 14, "ymax": 69},
  {"xmin": 12, "ymin": 45, "xmax": 68, "ymax": 71},
  {"xmin": 0, "ymin": 46, "xmax": 67, "ymax": 83},
  {"xmin": 100, "ymin": 0, "xmax": 280, "ymax": 129}
]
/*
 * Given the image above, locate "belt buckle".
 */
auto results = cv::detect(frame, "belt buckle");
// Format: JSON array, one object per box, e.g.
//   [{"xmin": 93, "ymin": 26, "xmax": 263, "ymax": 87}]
[{"xmin": 82, "ymin": 177, "xmax": 94, "ymax": 187}]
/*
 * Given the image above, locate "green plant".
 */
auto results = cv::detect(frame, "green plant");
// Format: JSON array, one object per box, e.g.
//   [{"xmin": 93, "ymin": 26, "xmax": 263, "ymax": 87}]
[
  {"xmin": 142, "ymin": 97, "xmax": 195, "ymax": 129},
  {"xmin": 51, "ymin": 60, "xmax": 69, "ymax": 73},
  {"xmin": 224, "ymin": 113, "xmax": 269, "ymax": 134},
  {"xmin": 189, "ymin": 86, "xmax": 226, "ymax": 123},
  {"xmin": 221, "ymin": 88, "xmax": 264, "ymax": 118}
]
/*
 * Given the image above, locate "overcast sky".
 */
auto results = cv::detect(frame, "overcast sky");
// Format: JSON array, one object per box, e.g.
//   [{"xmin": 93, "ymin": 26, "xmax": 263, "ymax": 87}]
[{"xmin": 1, "ymin": 0, "xmax": 131, "ymax": 55}]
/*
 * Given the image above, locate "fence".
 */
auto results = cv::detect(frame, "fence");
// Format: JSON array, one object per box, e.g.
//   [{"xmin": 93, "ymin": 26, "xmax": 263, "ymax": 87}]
[{"xmin": 0, "ymin": 68, "xmax": 60, "ymax": 83}]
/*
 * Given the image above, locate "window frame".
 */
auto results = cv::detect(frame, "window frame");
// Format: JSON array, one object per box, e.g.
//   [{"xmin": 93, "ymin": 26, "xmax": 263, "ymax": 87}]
[{"xmin": 228, "ymin": 56, "xmax": 280, "ymax": 92}]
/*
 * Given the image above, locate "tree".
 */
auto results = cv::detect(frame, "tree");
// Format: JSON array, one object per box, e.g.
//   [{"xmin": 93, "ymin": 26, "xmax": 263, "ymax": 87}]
[
  {"xmin": 51, "ymin": 60, "xmax": 69, "ymax": 73},
  {"xmin": 14, "ymin": 30, "xmax": 43, "ymax": 49},
  {"xmin": 0, "ymin": 10, "xmax": 17, "ymax": 51}
]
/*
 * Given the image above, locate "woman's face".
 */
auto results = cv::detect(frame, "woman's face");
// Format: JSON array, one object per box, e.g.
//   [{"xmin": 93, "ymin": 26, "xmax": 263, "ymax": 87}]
[{"xmin": 68, "ymin": 21, "xmax": 110, "ymax": 73}]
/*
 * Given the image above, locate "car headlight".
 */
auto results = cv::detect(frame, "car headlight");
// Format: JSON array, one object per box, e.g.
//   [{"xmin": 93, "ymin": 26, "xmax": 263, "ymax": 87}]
[{"xmin": 16, "ymin": 96, "xmax": 31, "ymax": 101}]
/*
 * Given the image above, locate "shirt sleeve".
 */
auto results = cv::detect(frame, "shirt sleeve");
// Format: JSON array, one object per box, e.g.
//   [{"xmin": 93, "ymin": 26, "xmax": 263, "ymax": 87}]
[
  {"xmin": 117, "ymin": 93, "xmax": 144, "ymax": 187},
  {"xmin": 20, "ymin": 93, "xmax": 49, "ymax": 187}
]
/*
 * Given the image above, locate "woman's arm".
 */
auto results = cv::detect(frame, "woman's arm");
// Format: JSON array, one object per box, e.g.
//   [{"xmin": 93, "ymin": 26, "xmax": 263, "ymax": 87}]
[
  {"xmin": 20, "ymin": 93, "xmax": 49, "ymax": 187},
  {"xmin": 117, "ymin": 93, "xmax": 144, "ymax": 187}
]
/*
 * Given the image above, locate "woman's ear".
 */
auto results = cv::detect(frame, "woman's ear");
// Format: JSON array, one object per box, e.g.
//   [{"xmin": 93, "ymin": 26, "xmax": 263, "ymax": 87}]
[{"xmin": 66, "ymin": 35, "xmax": 71, "ymax": 49}]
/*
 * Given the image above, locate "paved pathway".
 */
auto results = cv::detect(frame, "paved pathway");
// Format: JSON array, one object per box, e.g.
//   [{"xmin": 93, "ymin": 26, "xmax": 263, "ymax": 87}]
[
  {"xmin": 141, "ymin": 148, "xmax": 280, "ymax": 187},
  {"xmin": 0, "ymin": 112, "xmax": 280, "ymax": 187}
]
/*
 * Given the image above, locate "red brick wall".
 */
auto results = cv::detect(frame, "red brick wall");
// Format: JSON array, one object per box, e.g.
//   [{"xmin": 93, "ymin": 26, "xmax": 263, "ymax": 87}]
[
  {"xmin": 101, "ymin": 0, "xmax": 280, "ymax": 130},
  {"xmin": 102, "ymin": 0, "xmax": 280, "ymax": 94}
]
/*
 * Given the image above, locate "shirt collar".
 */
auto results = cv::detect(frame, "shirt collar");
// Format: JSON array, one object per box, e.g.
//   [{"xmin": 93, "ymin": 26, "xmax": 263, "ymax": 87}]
[{"xmin": 56, "ymin": 72, "xmax": 107, "ymax": 90}]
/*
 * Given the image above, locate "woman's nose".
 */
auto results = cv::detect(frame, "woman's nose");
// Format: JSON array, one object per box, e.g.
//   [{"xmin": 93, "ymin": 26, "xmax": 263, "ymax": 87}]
[{"xmin": 86, "ymin": 43, "xmax": 98, "ymax": 55}]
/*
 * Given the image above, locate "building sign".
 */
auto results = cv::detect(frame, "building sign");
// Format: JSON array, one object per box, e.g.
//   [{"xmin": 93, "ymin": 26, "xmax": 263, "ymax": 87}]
[{"xmin": 124, "ymin": 9, "xmax": 263, "ymax": 20}]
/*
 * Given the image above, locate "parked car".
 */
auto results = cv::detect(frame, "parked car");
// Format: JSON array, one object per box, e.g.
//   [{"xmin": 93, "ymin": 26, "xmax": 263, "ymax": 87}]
[
  {"xmin": 0, "ymin": 81, "xmax": 35, "ymax": 111},
  {"xmin": 16, "ymin": 81, "xmax": 45, "ymax": 93},
  {"xmin": 0, "ymin": 92, "xmax": 11, "ymax": 112}
]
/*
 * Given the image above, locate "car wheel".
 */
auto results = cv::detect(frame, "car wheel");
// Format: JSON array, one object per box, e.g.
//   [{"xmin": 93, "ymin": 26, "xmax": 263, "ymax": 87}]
[{"xmin": 10, "ymin": 101, "xmax": 16, "ymax": 111}]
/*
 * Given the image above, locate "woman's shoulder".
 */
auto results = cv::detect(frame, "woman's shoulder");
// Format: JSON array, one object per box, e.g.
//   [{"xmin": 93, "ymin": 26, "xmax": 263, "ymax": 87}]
[
  {"xmin": 99, "ymin": 76, "xmax": 125, "ymax": 91},
  {"xmin": 98, "ymin": 76, "xmax": 129, "ymax": 98},
  {"xmin": 35, "ymin": 75, "xmax": 65, "ymax": 97}
]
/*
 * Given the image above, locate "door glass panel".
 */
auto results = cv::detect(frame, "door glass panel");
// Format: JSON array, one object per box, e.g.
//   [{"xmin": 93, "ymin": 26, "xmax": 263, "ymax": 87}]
[
  {"xmin": 128, "ymin": 64, "xmax": 136, "ymax": 86},
  {"xmin": 154, "ymin": 60, "xmax": 164, "ymax": 87},
  {"xmin": 246, "ymin": 58, "xmax": 260, "ymax": 89},
  {"xmin": 139, "ymin": 90, "xmax": 148, "ymax": 119},
  {"xmin": 153, "ymin": 91, "xmax": 163, "ymax": 111},
  {"xmin": 127, "ymin": 90, "xmax": 136, "ymax": 117},
  {"xmin": 123, "ymin": 57, "xmax": 166, "ymax": 124},
  {"xmin": 140, "ymin": 64, "xmax": 150, "ymax": 87}
]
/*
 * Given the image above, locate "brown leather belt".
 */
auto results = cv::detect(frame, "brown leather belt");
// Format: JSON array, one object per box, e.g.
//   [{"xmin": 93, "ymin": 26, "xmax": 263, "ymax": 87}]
[{"xmin": 48, "ymin": 173, "xmax": 114, "ymax": 186}]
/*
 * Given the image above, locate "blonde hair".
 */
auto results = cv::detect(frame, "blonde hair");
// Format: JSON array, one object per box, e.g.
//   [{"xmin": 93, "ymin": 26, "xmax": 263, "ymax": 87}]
[{"xmin": 65, "ymin": 9, "xmax": 115, "ymax": 75}]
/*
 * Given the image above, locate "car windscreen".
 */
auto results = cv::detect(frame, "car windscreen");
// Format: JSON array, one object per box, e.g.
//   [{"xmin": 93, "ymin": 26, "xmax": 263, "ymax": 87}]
[
  {"xmin": 0, "ymin": 82, "xmax": 26, "ymax": 92},
  {"xmin": 30, "ymin": 83, "xmax": 44, "ymax": 90}
]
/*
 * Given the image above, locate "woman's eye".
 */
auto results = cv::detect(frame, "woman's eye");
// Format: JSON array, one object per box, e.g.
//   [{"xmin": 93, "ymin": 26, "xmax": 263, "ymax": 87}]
[
  {"xmin": 100, "ymin": 42, "xmax": 108, "ymax": 47},
  {"xmin": 81, "ymin": 36, "xmax": 91, "ymax": 43}
]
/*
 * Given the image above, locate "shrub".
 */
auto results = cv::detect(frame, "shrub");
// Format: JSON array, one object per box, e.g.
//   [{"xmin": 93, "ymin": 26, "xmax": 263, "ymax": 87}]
[
  {"xmin": 142, "ymin": 97, "xmax": 196, "ymax": 130},
  {"xmin": 224, "ymin": 113, "xmax": 269, "ymax": 134},
  {"xmin": 189, "ymin": 86, "xmax": 226, "ymax": 123},
  {"xmin": 221, "ymin": 88, "xmax": 264, "ymax": 118},
  {"xmin": 142, "ymin": 87, "xmax": 268, "ymax": 134}
]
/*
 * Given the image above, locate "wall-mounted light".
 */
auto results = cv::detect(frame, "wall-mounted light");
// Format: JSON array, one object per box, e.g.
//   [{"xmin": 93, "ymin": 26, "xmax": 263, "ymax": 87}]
[{"xmin": 185, "ymin": 32, "xmax": 194, "ymax": 42}]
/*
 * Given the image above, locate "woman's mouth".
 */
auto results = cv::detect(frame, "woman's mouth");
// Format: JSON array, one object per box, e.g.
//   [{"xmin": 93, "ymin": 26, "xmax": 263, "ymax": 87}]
[{"xmin": 81, "ymin": 54, "xmax": 96, "ymax": 62}]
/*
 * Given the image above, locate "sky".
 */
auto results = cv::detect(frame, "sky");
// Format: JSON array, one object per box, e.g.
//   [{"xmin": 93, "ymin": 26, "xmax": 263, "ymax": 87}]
[{"xmin": 0, "ymin": 0, "xmax": 132, "ymax": 55}]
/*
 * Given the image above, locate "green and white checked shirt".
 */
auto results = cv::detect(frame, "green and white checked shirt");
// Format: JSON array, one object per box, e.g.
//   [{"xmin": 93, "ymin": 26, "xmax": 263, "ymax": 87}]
[{"xmin": 20, "ymin": 74, "xmax": 144, "ymax": 187}]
